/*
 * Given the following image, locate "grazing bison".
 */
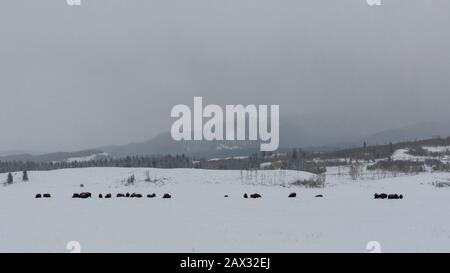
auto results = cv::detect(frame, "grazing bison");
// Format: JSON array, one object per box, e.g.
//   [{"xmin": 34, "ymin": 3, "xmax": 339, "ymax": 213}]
[
  {"xmin": 72, "ymin": 193, "xmax": 80, "ymax": 198},
  {"xmin": 105, "ymin": 193, "xmax": 112, "ymax": 199},
  {"xmin": 116, "ymin": 193, "xmax": 125, "ymax": 198},
  {"xmin": 379, "ymin": 193, "xmax": 388, "ymax": 199},
  {"xmin": 224, "ymin": 195, "xmax": 229, "ymax": 198},
  {"xmin": 374, "ymin": 193, "xmax": 403, "ymax": 200},
  {"xmin": 374, "ymin": 193, "xmax": 388, "ymax": 199},
  {"xmin": 315, "ymin": 194, "xmax": 323, "ymax": 198},
  {"xmin": 43, "ymin": 193, "xmax": 51, "ymax": 198},
  {"xmin": 147, "ymin": 193, "xmax": 156, "ymax": 198},
  {"xmin": 388, "ymin": 194, "xmax": 403, "ymax": 199},
  {"xmin": 250, "ymin": 193, "xmax": 262, "ymax": 198},
  {"xmin": 288, "ymin": 192, "xmax": 296, "ymax": 198},
  {"xmin": 162, "ymin": 193, "xmax": 172, "ymax": 199},
  {"xmin": 99, "ymin": 194, "xmax": 103, "ymax": 198},
  {"xmin": 125, "ymin": 193, "xmax": 130, "ymax": 198},
  {"xmin": 79, "ymin": 192, "xmax": 91, "ymax": 199},
  {"xmin": 35, "ymin": 194, "xmax": 42, "ymax": 199}
]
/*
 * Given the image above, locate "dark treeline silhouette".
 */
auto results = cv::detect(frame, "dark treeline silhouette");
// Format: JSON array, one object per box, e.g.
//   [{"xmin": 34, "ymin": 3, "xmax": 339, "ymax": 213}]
[
  {"xmin": 0, "ymin": 149, "xmax": 327, "ymax": 174},
  {"xmin": 0, "ymin": 154, "xmax": 193, "ymax": 173}
]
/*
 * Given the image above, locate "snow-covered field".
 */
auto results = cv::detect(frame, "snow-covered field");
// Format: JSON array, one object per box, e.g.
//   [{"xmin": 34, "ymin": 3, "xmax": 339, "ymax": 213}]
[{"xmin": 1, "ymin": 167, "xmax": 450, "ymax": 253}]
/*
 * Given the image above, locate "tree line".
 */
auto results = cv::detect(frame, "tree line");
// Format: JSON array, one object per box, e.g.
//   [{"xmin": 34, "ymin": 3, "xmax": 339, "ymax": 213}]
[{"xmin": 0, "ymin": 154, "xmax": 194, "ymax": 174}]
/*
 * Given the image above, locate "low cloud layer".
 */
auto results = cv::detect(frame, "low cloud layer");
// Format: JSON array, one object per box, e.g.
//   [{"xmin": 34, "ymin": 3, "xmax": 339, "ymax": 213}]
[{"xmin": 1, "ymin": 0, "xmax": 449, "ymax": 152}]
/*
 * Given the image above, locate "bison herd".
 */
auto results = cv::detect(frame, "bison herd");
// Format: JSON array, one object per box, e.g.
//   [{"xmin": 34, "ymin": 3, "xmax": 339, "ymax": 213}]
[
  {"xmin": 35, "ymin": 193, "xmax": 51, "ymax": 198},
  {"xmin": 35, "ymin": 192, "xmax": 172, "ymax": 199},
  {"xmin": 243, "ymin": 193, "xmax": 262, "ymax": 199},
  {"xmin": 374, "ymin": 193, "xmax": 403, "ymax": 200},
  {"xmin": 34, "ymin": 191, "xmax": 404, "ymax": 200},
  {"xmin": 241, "ymin": 192, "xmax": 322, "ymax": 199}
]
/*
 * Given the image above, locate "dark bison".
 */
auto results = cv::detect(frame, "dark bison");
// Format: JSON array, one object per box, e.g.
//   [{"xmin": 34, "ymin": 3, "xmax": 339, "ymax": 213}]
[
  {"xmin": 125, "ymin": 193, "xmax": 130, "ymax": 198},
  {"xmin": 99, "ymin": 194, "xmax": 103, "ymax": 198},
  {"xmin": 131, "ymin": 193, "xmax": 142, "ymax": 198},
  {"xmin": 243, "ymin": 193, "xmax": 248, "ymax": 199},
  {"xmin": 72, "ymin": 193, "xmax": 80, "ymax": 198},
  {"xmin": 288, "ymin": 192, "xmax": 296, "ymax": 198},
  {"xmin": 379, "ymin": 193, "xmax": 388, "ymax": 199},
  {"xmin": 147, "ymin": 193, "xmax": 156, "ymax": 198},
  {"xmin": 250, "ymin": 193, "xmax": 262, "ymax": 198},
  {"xmin": 130, "ymin": 193, "xmax": 142, "ymax": 198},
  {"xmin": 35, "ymin": 194, "xmax": 42, "ymax": 198},
  {"xmin": 388, "ymin": 194, "xmax": 404, "ymax": 199},
  {"xmin": 116, "ymin": 193, "xmax": 125, "ymax": 198},
  {"xmin": 162, "ymin": 193, "xmax": 172, "ymax": 199},
  {"xmin": 374, "ymin": 193, "xmax": 387, "ymax": 199},
  {"xmin": 374, "ymin": 193, "xmax": 402, "ymax": 199},
  {"xmin": 43, "ymin": 193, "xmax": 51, "ymax": 198},
  {"xmin": 105, "ymin": 193, "xmax": 112, "ymax": 199},
  {"xmin": 315, "ymin": 194, "xmax": 323, "ymax": 198},
  {"xmin": 79, "ymin": 192, "xmax": 91, "ymax": 199},
  {"xmin": 224, "ymin": 195, "xmax": 229, "ymax": 198}
]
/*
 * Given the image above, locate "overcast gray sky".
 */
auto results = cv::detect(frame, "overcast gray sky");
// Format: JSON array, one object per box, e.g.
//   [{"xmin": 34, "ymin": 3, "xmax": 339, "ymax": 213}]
[{"xmin": 1, "ymin": 0, "xmax": 450, "ymax": 152}]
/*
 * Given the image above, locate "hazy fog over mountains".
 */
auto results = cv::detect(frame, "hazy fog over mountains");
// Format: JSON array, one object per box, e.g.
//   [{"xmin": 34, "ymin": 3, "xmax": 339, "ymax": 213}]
[
  {"xmin": 2, "ymin": 118, "xmax": 450, "ymax": 161},
  {"xmin": 1, "ymin": 1, "xmax": 450, "ymax": 154}
]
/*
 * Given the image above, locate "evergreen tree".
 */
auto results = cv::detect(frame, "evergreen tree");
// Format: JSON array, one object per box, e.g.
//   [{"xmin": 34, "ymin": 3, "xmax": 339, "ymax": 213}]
[
  {"xmin": 292, "ymin": 148, "xmax": 298, "ymax": 160},
  {"xmin": 7, "ymin": 172, "xmax": 13, "ymax": 184},
  {"xmin": 23, "ymin": 170, "xmax": 29, "ymax": 181}
]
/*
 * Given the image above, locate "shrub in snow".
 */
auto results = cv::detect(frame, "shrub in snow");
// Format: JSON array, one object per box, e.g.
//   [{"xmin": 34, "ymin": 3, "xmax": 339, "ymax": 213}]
[
  {"xmin": 432, "ymin": 181, "xmax": 450, "ymax": 188},
  {"xmin": 291, "ymin": 174, "xmax": 325, "ymax": 188}
]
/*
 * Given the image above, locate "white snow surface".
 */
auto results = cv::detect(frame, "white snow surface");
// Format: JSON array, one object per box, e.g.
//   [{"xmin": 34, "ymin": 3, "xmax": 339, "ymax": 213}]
[
  {"xmin": 1, "ymin": 167, "xmax": 450, "ymax": 253},
  {"xmin": 66, "ymin": 152, "xmax": 109, "ymax": 163},
  {"xmin": 423, "ymin": 146, "xmax": 450, "ymax": 153}
]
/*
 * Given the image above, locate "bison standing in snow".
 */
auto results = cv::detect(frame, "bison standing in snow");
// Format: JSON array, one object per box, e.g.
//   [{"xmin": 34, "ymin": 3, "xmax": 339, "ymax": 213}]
[
  {"xmin": 162, "ymin": 193, "xmax": 172, "ymax": 199},
  {"xmin": 147, "ymin": 193, "xmax": 156, "ymax": 198},
  {"xmin": 374, "ymin": 193, "xmax": 403, "ymax": 200},
  {"xmin": 288, "ymin": 192, "xmax": 296, "ymax": 198},
  {"xmin": 250, "ymin": 193, "xmax": 262, "ymax": 199},
  {"xmin": 79, "ymin": 192, "xmax": 91, "ymax": 199},
  {"xmin": 105, "ymin": 193, "xmax": 112, "ymax": 199},
  {"xmin": 35, "ymin": 194, "xmax": 42, "ymax": 199}
]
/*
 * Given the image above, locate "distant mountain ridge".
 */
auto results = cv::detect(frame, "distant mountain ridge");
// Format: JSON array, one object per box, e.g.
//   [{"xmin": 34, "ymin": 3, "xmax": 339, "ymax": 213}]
[
  {"xmin": 2, "ymin": 120, "xmax": 450, "ymax": 162},
  {"xmin": 0, "ymin": 149, "xmax": 105, "ymax": 163}
]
